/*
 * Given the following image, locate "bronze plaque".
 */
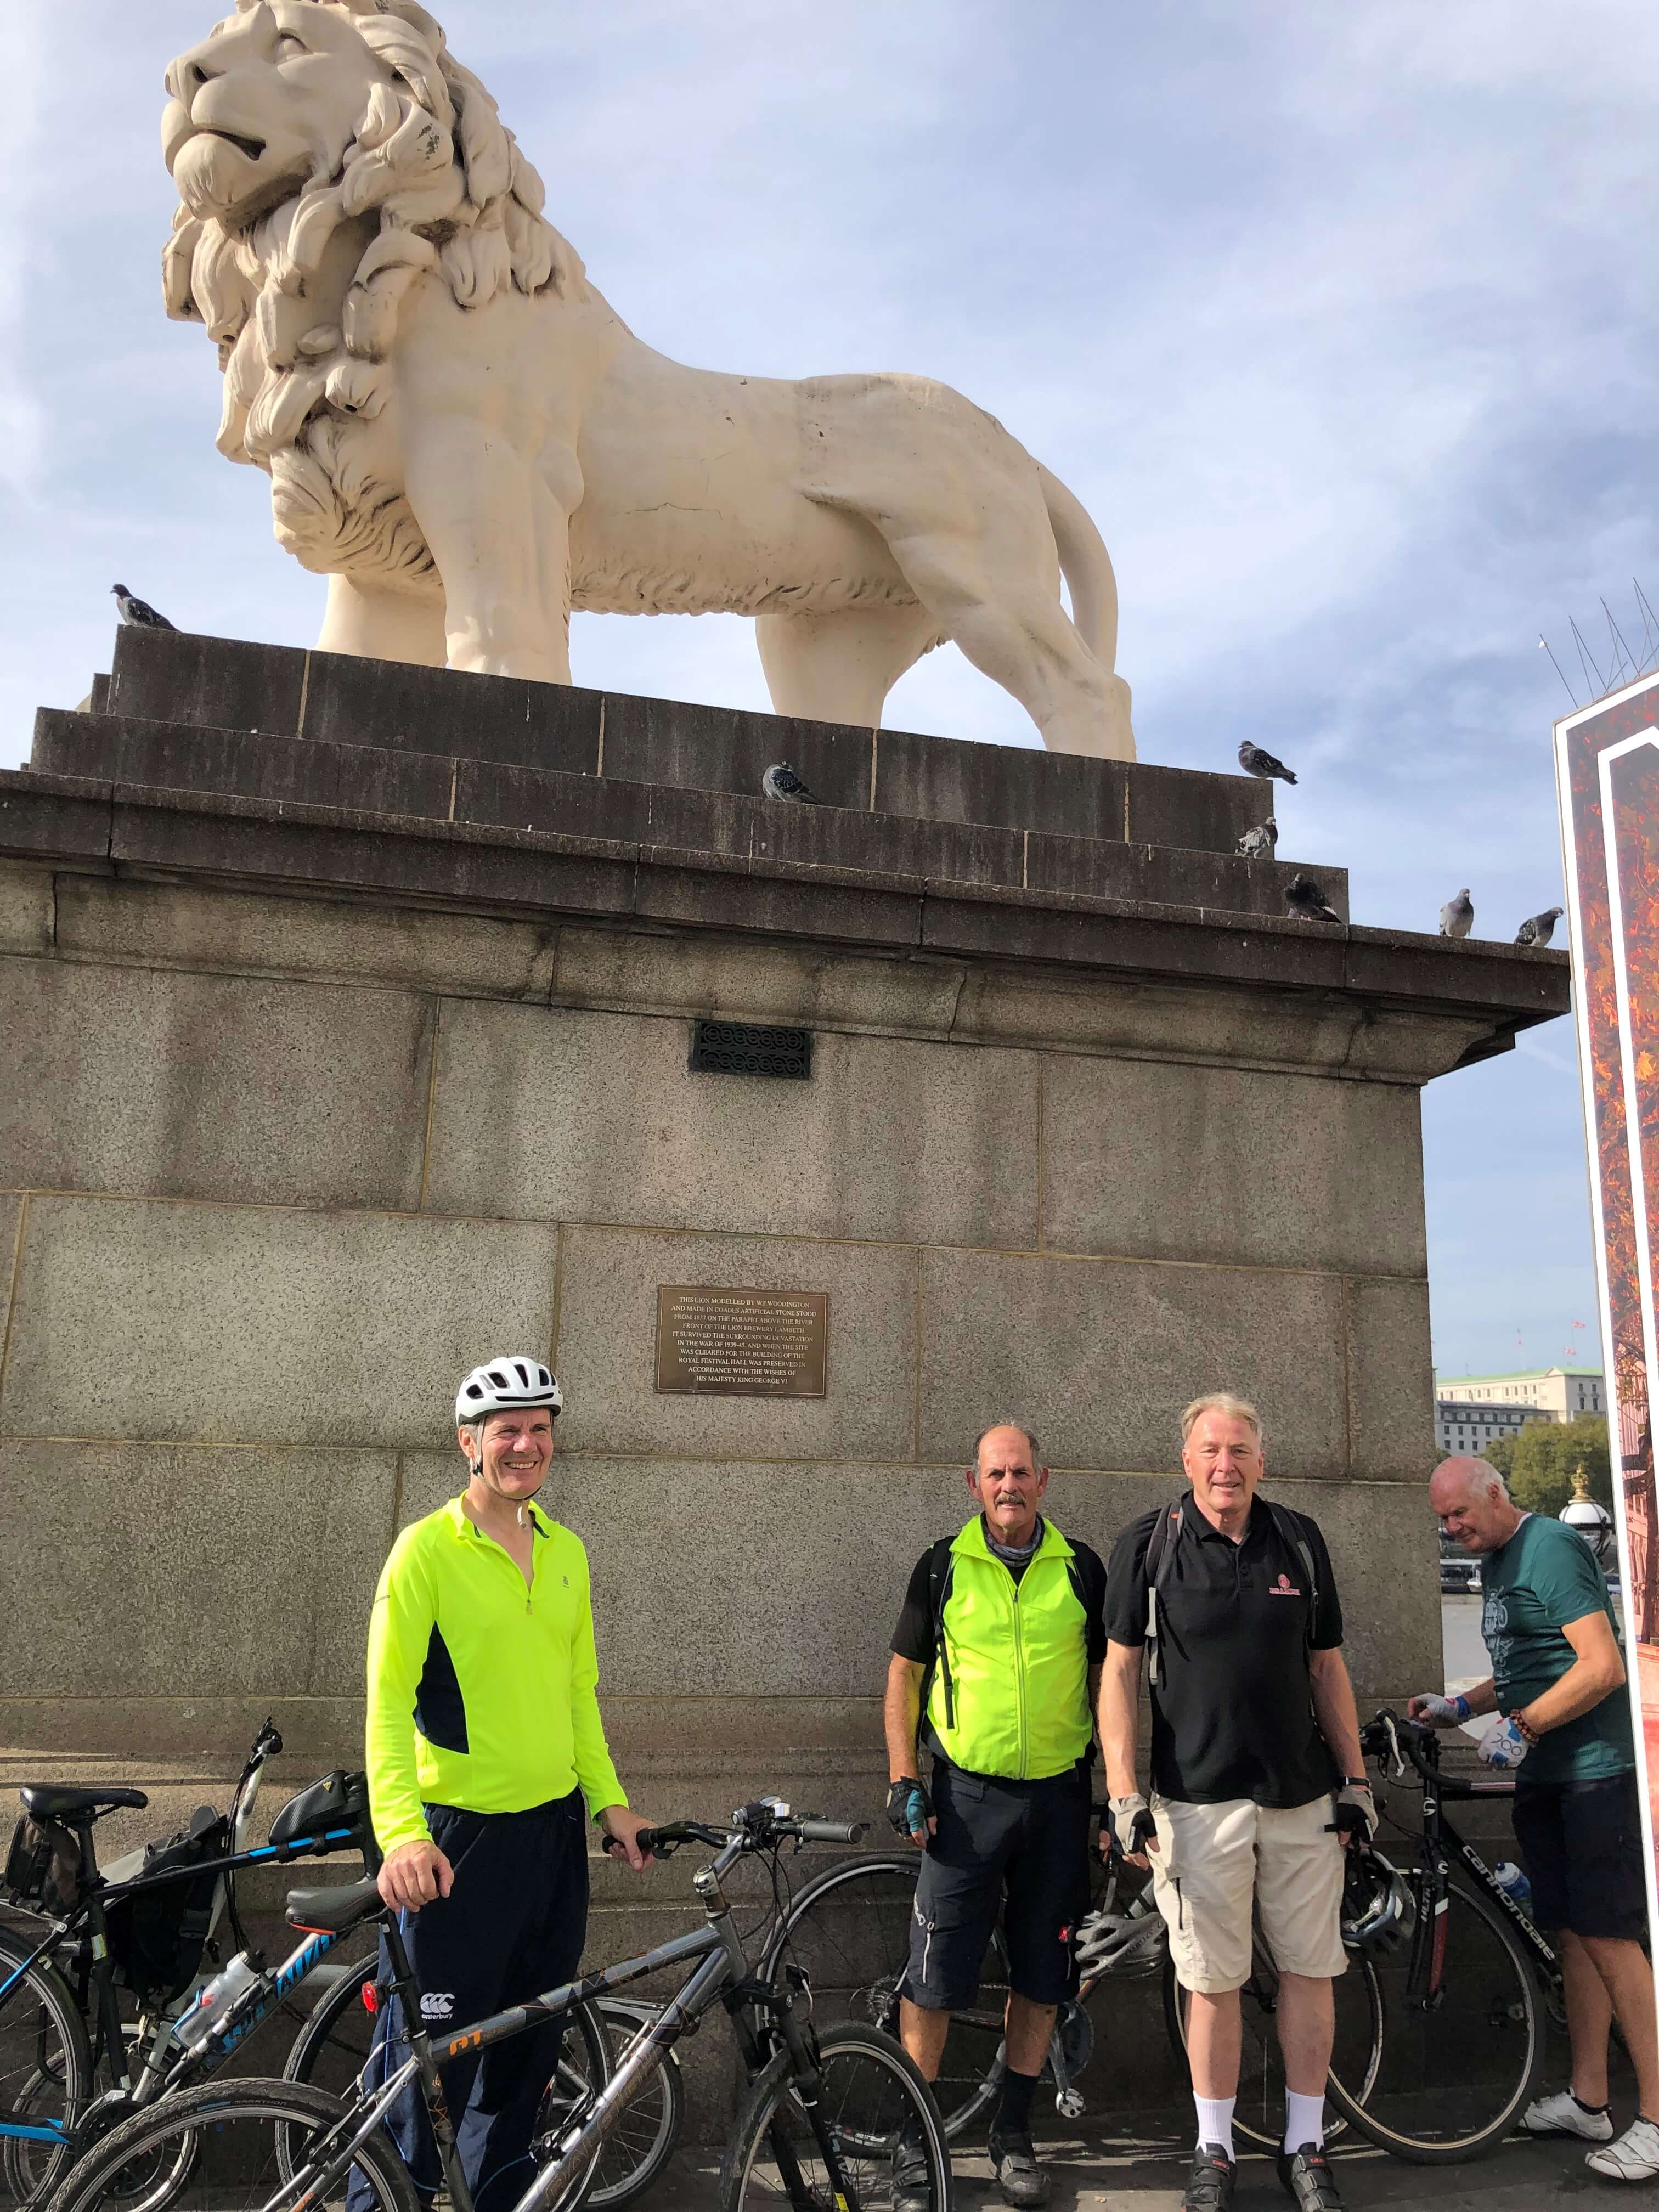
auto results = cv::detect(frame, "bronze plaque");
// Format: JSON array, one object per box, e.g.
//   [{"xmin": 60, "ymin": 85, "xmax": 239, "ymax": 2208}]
[{"xmin": 654, "ymin": 1285, "xmax": 828, "ymax": 1398}]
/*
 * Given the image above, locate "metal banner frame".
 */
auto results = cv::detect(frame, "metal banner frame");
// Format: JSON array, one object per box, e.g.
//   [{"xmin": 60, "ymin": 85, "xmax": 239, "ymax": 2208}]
[{"xmin": 1554, "ymin": 670, "xmax": 1659, "ymax": 1944}]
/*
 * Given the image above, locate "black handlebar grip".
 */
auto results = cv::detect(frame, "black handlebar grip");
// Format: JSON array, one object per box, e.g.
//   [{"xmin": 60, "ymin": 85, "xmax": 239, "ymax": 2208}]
[{"xmin": 799, "ymin": 1819, "xmax": 865, "ymax": 1844}]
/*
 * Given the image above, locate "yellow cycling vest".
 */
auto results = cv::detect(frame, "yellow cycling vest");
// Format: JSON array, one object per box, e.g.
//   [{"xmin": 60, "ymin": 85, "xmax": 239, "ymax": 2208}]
[{"xmin": 923, "ymin": 1516, "xmax": 1093, "ymax": 1780}]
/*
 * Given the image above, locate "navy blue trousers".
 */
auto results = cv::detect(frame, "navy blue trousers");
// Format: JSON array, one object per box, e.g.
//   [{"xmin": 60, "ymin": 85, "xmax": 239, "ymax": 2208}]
[{"xmin": 347, "ymin": 1792, "xmax": 589, "ymax": 2212}]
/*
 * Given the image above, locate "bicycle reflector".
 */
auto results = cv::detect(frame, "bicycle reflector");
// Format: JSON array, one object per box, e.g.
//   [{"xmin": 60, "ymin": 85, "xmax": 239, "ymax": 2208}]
[{"xmin": 361, "ymin": 1982, "xmax": 379, "ymax": 2014}]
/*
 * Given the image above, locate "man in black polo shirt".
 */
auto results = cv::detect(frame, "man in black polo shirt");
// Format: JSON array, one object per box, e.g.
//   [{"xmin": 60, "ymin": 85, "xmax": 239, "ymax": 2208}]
[{"xmin": 1099, "ymin": 1393, "xmax": 1372, "ymax": 2212}]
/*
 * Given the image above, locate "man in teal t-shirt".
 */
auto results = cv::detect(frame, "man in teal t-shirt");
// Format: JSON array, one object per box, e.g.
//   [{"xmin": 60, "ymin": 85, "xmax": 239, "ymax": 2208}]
[{"xmin": 1410, "ymin": 1457, "xmax": 1657, "ymax": 2185}]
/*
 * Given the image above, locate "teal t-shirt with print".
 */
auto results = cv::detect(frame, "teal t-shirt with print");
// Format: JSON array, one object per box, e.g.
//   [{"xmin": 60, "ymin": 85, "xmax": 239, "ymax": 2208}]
[{"xmin": 1480, "ymin": 1514, "xmax": 1634, "ymax": 1784}]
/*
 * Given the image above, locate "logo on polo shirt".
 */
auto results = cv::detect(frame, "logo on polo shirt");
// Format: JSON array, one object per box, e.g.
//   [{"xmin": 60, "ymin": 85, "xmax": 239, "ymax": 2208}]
[{"xmin": 1269, "ymin": 1572, "xmax": 1302, "ymax": 1596}]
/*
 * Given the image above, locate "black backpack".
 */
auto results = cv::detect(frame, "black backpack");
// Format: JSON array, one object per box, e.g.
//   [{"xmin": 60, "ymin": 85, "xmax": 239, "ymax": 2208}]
[
  {"xmin": 1141, "ymin": 1498, "xmax": 1321, "ymax": 1690},
  {"xmin": 917, "ymin": 1530, "xmax": 1091, "ymax": 1737},
  {"xmin": 103, "ymin": 1806, "xmax": 229, "ymax": 2004}
]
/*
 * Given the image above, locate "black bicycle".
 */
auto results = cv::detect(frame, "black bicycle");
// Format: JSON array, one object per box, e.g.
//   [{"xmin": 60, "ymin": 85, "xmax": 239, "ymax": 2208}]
[
  {"xmin": 43, "ymin": 1797, "xmax": 956, "ymax": 2212},
  {"xmin": 1335, "ymin": 1707, "xmax": 1561, "ymax": 2162},
  {"xmin": 0, "ymin": 1723, "xmax": 382, "ymax": 2209},
  {"xmin": 767, "ymin": 1802, "xmax": 1385, "ymax": 2154}
]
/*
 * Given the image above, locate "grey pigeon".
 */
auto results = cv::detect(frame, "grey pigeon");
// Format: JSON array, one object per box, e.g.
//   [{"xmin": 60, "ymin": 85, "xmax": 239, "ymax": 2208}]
[
  {"xmin": 1439, "ymin": 889, "xmax": 1474, "ymax": 939},
  {"xmin": 1237, "ymin": 816, "xmax": 1278, "ymax": 860},
  {"xmin": 1285, "ymin": 873, "xmax": 1341, "ymax": 923},
  {"xmin": 111, "ymin": 583, "xmax": 175, "ymax": 631},
  {"xmin": 1238, "ymin": 740, "xmax": 1297, "ymax": 785},
  {"xmin": 761, "ymin": 761, "xmax": 817, "ymax": 804},
  {"xmin": 1514, "ymin": 905, "xmax": 1564, "ymax": 949}
]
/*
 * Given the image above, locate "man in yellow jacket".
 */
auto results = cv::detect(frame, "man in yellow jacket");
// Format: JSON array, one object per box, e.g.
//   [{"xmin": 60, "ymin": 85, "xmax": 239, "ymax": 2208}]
[
  {"xmin": 885, "ymin": 1421, "xmax": 1107, "ymax": 2210},
  {"xmin": 358, "ymin": 1356, "xmax": 653, "ymax": 2212}
]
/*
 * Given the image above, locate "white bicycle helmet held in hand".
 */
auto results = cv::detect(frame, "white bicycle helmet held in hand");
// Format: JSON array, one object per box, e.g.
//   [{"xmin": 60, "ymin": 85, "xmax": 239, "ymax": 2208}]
[{"xmin": 454, "ymin": 1356, "xmax": 563, "ymax": 1427}]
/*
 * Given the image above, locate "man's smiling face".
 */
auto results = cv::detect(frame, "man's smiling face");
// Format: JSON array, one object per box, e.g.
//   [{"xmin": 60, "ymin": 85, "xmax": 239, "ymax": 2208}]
[
  {"xmin": 1183, "ymin": 1409, "xmax": 1263, "ymax": 1526},
  {"xmin": 969, "ymin": 1425, "xmax": 1048, "ymax": 1547},
  {"xmin": 466, "ymin": 1408, "xmax": 555, "ymax": 1502}
]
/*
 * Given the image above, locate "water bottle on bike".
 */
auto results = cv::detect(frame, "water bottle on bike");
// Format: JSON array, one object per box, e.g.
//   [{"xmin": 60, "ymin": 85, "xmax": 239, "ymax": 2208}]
[
  {"xmin": 176, "ymin": 1952, "xmax": 263, "ymax": 2054},
  {"xmin": 1492, "ymin": 1862, "xmax": 1532, "ymax": 1917}
]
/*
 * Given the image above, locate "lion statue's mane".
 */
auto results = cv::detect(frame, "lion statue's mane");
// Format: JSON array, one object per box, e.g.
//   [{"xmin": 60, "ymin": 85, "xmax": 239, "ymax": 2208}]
[{"xmin": 163, "ymin": 0, "xmax": 579, "ymax": 591}]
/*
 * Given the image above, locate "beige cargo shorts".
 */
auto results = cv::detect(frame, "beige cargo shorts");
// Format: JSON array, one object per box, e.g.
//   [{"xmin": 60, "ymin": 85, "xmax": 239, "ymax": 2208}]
[{"xmin": 1147, "ymin": 1792, "xmax": 1346, "ymax": 1994}]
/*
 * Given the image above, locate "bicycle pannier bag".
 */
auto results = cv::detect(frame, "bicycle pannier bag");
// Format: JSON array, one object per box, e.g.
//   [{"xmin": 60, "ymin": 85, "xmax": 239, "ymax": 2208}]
[
  {"xmin": 4, "ymin": 1814, "xmax": 83, "ymax": 1915},
  {"xmin": 104, "ymin": 1805, "xmax": 228, "ymax": 2002}
]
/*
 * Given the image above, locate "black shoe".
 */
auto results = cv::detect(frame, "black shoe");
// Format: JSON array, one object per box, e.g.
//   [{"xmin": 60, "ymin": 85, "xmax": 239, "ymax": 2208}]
[
  {"xmin": 986, "ymin": 2125, "xmax": 1051, "ymax": 2208},
  {"xmin": 1183, "ymin": 2144, "xmax": 1236, "ymax": 2212},
  {"xmin": 891, "ymin": 2120, "xmax": 934, "ymax": 2212},
  {"xmin": 1277, "ymin": 2143, "xmax": 1344, "ymax": 2212}
]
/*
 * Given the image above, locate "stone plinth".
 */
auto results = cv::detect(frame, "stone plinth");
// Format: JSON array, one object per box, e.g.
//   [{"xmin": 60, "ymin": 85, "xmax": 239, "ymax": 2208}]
[{"xmin": 0, "ymin": 630, "xmax": 1568, "ymax": 1790}]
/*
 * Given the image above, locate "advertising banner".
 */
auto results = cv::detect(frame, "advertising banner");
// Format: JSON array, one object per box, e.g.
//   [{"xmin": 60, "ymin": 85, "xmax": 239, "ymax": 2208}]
[{"xmin": 1555, "ymin": 673, "xmax": 1659, "ymax": 1880}]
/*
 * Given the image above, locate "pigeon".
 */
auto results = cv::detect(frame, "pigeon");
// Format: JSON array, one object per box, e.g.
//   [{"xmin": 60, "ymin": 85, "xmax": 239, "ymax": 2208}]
[
  {"xmin": 1285, "ymin": 873, "xmax": 1342, "ymax": 923},
  {"xmin": 1237, "ymin": 816, "xmax": 1278, "ymax": 860},
  {"xmin": 761, "ymin": 761, "xmax": 817, "ymax": 804},
  {"xmin": 1514, "ymin": 906, "xmax": 1564, "ymax": 948},
  {"xmin": 1238, "ymin": 740, "xmax": 1297, "ymax": 785},
  {"xmin": 111, "ymin": 584, "xmax": 175, "ymax": 631},
  {"xmin": 1439, "ymin": 889, "xmax": 1474, "ymax": 939}
]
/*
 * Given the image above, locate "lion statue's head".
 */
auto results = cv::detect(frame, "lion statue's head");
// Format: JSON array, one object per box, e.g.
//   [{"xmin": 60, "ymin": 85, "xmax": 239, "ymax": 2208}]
[{"xmin": 161, "ymin": 0, "xmax": 583, "ymax": 589}]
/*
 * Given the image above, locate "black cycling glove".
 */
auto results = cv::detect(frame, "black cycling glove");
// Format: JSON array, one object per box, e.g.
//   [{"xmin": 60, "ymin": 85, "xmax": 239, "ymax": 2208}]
[
  {"xmin": 887, "ymin": 1778, "xmax": 933, "ymax": 1838},
  {"xmin": 1108, "ymin": 1792, "xmax": 1158, "ymax": 1855}
]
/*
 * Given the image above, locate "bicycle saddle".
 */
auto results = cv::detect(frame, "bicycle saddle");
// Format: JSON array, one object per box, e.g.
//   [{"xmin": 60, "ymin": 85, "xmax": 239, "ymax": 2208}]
[
  {"xmin": 286, "ymin": 1875, "xmax": 383, "ymax": 1932},
  {"xmin": 19, "ymin": 1785, "xmax": 149, "ymax": 1819}
]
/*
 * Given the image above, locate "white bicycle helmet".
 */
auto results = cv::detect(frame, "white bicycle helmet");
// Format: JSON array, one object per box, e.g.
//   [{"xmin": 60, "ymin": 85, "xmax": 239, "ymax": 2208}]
[
  {"xmin": 1341, "ymin": 1846, "xmax": 1415, "ymax": 1955},
  {"xmin": 454, "ymin": 1356, "xmax": 563, "ymax": 1427},
  {"xmin": 1074, "ymin": 1902, "xmax": 1168, "ymax": 1980}
]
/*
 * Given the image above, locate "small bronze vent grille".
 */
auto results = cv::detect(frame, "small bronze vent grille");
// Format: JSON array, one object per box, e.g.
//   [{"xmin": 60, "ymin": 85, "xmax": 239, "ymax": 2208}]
[{"xmin": 689, "ymin": 1020, "xmax": 812, "ymax": 1080}]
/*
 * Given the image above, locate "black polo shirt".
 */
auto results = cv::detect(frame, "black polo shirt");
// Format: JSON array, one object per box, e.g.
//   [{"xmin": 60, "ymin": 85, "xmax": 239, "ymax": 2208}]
[{"xmin": 1103, "ymin": 1492, "xmax": 1344, "ymax": 1808}]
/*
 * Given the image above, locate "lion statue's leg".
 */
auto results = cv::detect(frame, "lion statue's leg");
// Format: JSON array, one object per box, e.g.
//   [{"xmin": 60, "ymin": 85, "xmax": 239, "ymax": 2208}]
[
  {"xmin": 318, "ymin": 577, "xmax": 448, "ymax": 668},
  {"xmin": 754, "ymin": 605, "xmax": 941, "ymax": 728}
]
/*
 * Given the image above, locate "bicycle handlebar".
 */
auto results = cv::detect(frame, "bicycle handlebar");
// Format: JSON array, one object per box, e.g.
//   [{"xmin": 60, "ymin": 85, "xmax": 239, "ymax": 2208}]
[{"xmin": 610, "ymin": 1806, "xmax": 866, "ymax": 1860}]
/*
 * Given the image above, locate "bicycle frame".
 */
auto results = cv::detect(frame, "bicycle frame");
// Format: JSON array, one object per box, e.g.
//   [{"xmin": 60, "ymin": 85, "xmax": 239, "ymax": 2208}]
[{"xmin": 286, "ymin": 1822, "xmax": 863, "ymax": 2212}]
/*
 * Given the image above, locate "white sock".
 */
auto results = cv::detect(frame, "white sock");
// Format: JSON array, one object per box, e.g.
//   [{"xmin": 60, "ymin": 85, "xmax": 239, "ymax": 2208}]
[
  {"xmin": 1284, "ymin": 2090, "xmax": 1325, "ymax": 2152},
  {"xmin": 1194, "ymin": 2096, "xmax": 1235, "ymax": 2160}
]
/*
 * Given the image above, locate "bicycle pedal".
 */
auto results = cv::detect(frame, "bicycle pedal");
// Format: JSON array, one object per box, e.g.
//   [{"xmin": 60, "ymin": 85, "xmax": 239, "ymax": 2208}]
[{"xmin": 1056, "ymin": 2089, "xmax": 1086, "ymax": 2119}]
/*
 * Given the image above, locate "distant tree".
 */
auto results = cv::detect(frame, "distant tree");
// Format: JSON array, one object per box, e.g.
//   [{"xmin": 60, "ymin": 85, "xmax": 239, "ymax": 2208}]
[{"xmin": 1482, "ymin": 1417, "xmax": 1612, "ymax": 1519}]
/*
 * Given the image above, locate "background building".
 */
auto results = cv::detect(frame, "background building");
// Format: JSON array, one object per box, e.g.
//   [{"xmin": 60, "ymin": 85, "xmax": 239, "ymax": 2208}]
[
  {"xmin": 1438, "ymin": 1366, "xmax": 1605, "ymax": 1420},
  {"xmin": 1435, "ymin": 1397, "xmax": 1552, "ymax": 1456}
]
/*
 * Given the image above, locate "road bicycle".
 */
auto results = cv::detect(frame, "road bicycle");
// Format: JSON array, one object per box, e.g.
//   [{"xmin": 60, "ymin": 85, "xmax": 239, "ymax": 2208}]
[
  {"xmin": 42, "ymin": 1796, "xmax": 956, "ymax": 2212},
  {"xmin": 1331, "ymin": 1707, "xmax": 1566, "ymax": 2162},
  {"xmin": 765, "ymin": 1799, "xmax": 1384, "ymax": 2154}
]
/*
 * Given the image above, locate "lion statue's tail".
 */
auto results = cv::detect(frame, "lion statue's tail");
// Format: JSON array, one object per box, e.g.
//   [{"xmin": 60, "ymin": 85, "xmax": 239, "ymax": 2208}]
[{"xmin": 1036, "ymin": 462, "xmax": 1120, "ymax": 674}]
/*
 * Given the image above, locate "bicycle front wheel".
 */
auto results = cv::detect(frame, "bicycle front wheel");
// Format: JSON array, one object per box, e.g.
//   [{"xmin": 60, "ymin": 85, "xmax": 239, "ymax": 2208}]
[
  {"xmin": 46, "ymin": 2079, "xmax": 417, "ymax": 2212},
  {"xmin": 0, "ymin": 1931, "xmax": 92, "ymax": 2209},
  {"xmin": 1163, "ymin": 1940, "xmax": 1383, "ymax": 2151},
  {"xmin": 571, "ymin": 2001, "xmax": 681, "ymax": 2210},
  {"xmin": 719, "ymin": 2023, "xmax": 952, "ymax": 2212},
  {"xmin": 1336, "ymin": 1878, "xmax": 1542, "ymax": 2162},
  {"xmin": 764, "ymin": 1852, "xmax": 1005, "ymax": 2136}
]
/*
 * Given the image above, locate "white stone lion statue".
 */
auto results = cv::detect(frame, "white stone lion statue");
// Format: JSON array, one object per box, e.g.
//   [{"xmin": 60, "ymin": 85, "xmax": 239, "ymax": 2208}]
[{"xmin": 162, "ymin": 1, "xmax": 1135, "ymax": 758}]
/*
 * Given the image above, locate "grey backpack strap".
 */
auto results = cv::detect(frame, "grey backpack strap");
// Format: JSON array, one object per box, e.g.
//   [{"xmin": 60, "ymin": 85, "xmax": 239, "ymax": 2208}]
[{"xmin": 1143, "ymin": 1503, "xmax": 1183, "ymax": 1690}]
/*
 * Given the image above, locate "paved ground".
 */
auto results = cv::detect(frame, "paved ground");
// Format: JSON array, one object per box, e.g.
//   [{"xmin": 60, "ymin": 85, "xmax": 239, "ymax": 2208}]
[{"xmin": 648, "ymin": 2115, "xmax": 1626, "ymax": 2208}]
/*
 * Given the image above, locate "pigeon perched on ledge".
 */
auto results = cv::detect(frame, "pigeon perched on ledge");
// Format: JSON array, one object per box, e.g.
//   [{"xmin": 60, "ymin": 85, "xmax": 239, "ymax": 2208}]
[
  {"xmin": 1440, "ymin": 889, "xmax": 1474, "ymax": 939},
  {"xmin": 1238, "ymin": 741, "xmax": 1297, "ymax": 785},
  {"xmin": 111, "ymin": 584, "xmax": 174, "ymax": 630},
  {"xmin": 762, "ymin": 761, "xmax": 818, "ymax": 804},
  {"xmin": 1285, "ymin": 873, "xmax": 1341, "ymax": 923},
  {"xmin": 1237, "ymin": 816, "xmax": 1278, "ymax": 859},
  {"xmin": 1514, "ymin": 906, "xmax": 1564, "ymax": 947}
]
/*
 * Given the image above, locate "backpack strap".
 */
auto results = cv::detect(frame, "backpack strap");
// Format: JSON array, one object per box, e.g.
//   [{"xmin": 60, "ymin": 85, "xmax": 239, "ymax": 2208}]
[
  {"xmin": 1263, "ymin": 1502, "xmax": 1320, "ymax": 1655},
  {"xmin": 916, "ymin": 1537, "xmax": 958, "ymax": 1737},
  {"xmin": 1143, "ymin": 1503, "xmax": 1184, "ymax": 1691}
]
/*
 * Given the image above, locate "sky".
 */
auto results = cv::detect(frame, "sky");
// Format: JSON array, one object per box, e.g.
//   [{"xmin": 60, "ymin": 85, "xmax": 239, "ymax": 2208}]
[{"xmin": 5, "ymin": 0, "xmax": 1656, "ymax": 1383}]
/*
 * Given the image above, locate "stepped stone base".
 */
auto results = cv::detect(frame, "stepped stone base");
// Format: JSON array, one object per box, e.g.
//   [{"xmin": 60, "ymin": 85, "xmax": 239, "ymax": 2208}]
[{"xmin": 0, "ymin": 628, "xmax": 1566, "ymax": 2130}]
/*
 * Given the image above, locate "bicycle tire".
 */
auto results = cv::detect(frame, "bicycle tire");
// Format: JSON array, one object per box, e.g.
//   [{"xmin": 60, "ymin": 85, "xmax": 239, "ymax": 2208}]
[
  {"xmin": 42, "ymin": 2079, "xmax": 418, "ymax": 2212},
  {"xmin": 0, "ymin": 1928, "xmax": 93, "ymax": 2209},
  {"xmin": 762, "ymin": 1851, "xmax": 1006, "ymax": 2137},
  {"xmin": 1161, "ymin": 1939, "xmax": 1381, "ymax": 2151},
  {"xmin": 1332, "ymin": 1877, "xmax": 1543, "ymax": 2163},
  {"xmin": 718, "ymin": 2022, "xmax": 952, "ymax": 2212}
]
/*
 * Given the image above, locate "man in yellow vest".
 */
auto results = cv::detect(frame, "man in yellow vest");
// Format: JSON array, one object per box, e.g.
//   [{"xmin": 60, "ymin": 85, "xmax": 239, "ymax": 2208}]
[{"xmin": 885, "ymin": 1421, "xmax": 1107, "ymax": 2210}]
